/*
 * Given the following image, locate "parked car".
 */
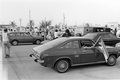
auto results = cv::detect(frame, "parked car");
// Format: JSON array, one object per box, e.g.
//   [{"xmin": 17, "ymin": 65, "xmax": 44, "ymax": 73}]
[
  {"xmin": 0, "ymin": 29, "xmax": 2, "ymax": 41},
  {"xmin": 9, "ymin": 32, "xmax": 44, "ymax": 45},
  {"xmin": 84, "ymin": 32, "xmax": 120, "ymax": 46},
  {"xmin": 30, "ymin": 37, "xmax": 120, "ymax": 73}
]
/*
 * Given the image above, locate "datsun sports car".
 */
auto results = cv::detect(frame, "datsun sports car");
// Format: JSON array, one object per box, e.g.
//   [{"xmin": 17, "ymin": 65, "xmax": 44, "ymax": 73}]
[{"xmin": 30, "ymin": 37, "xmax": 120, "ymax": 73}]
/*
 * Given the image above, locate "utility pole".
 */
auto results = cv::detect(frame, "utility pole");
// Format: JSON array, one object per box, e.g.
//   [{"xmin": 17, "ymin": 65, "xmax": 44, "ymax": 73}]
[
  {"xmin": 45, "ymin": 17, "xmax": 46, "ymax": 28},
  {"xmin": 19, "ymin": 18, "xmax": 22, "ymax": 27},
  {"xmin": 63, "ymin": 13, "xmax": 65, "ymax": 29},
  {"xmin": 29, "ymin": 10, "xmax": 31, "ymax": 31},
  {"xmin": 29, "ymin": 10, "xmax": 31, "ymax": 21}
]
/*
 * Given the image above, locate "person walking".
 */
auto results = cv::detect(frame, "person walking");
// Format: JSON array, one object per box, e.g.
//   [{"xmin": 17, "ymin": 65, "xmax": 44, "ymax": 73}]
[{"xmin": 2, "ymin": 28, "xmax": 10, "ymax": 58}]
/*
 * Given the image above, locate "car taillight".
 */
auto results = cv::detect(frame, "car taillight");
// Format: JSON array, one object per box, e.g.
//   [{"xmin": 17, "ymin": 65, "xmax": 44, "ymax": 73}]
[{"xmin": 40, "ymin": 54, "xmax": 49, "ymax": 60}]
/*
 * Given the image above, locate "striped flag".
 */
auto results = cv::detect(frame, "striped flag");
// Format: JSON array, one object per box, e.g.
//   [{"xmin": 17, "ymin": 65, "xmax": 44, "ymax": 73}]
[{"xmin": 94, "ymin": 36, "xmax": 109, "ymax": 62}]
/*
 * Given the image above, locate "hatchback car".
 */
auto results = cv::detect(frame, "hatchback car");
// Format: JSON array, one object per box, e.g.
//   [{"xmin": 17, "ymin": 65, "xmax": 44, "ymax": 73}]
[
  {"xmin": 84, "ymin": 32, "xmax": 120, "ymax": 46},
  {"xmin": 30, "ymin": 37, "xmax": 120, "ymax": 73},
  {"xmin": 9, "ymin": 32, "xmax": 44, "ymax": 45}
]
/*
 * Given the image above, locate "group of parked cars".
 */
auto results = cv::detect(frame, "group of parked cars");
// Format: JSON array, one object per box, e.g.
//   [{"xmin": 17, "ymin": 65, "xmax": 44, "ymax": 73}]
[
  {"xmin": 29, "ymin": 31, "xmax": 120, "ymax": 73},
  {"xmin": 2, "ymin": 30, "xmax": 120, "ymax": 73},
  {"xmin": 4, "ymin": 31, "xmax": 120, "ymax": 73},
  {"xmin": 8, "ymin": 31, "xmax": 120, "ymax": 46}
]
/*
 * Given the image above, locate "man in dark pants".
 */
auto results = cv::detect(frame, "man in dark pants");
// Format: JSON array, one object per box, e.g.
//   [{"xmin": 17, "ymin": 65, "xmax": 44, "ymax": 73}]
[{"xmin": 2, "ymin": 28, "xmax": 10, "ymax": 58}]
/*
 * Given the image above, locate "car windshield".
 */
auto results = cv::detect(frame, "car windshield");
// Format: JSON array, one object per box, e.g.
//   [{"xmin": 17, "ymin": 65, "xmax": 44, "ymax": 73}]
[{"xmin": 43, "ymin": 38, "xmax": 67, "ymax": 47}]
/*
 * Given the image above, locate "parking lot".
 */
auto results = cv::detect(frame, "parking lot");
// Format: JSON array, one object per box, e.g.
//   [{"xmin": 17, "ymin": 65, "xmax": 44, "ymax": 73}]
[{"xmin": 1, "ymin": 41, "xmax": 120, "ymax": 80}]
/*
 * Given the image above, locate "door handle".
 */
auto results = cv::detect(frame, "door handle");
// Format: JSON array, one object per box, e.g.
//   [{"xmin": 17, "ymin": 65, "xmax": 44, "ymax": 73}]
[{"xmin": 82, "ymin": 50, "xmax": 86, "ymax": 53}]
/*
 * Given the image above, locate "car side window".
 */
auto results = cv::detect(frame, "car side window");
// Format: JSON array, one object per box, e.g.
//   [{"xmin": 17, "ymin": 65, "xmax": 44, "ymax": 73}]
[
  {"xmin": 21, "ymin": 33, "xmax": 25, "ymax": 36},
  {"xmin": 16, "ymin": 33, "xmax": 21, "ymax": 36},
  {"xmin": 24, "ymin": 33, "xmax": 31, "ymax": 36},
  {"xmin": 80, "ymin": 40, "xmax": 94, "ymax": 47},
  {"xmin": 61, "ymin": 41, "xmax": 79, "ymax": 49},
  {"xmin": 9, "ymin": 33, "xmax": 15, "ymax": 36}
]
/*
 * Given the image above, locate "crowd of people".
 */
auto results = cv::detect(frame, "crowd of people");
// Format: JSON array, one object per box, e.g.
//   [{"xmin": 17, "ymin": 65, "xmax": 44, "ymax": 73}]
[
  {"xmin": 33, "ymin": 28, "xmax": 75, "ymax": 40},
  {"xmin": 2, "ymin": 27, "xmax": 120, "ymax": 58}
]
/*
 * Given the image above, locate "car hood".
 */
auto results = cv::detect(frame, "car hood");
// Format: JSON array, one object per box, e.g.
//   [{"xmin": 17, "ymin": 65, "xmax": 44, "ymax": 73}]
[{"xmin": 33, "ymin": 44, "xmax": 52, "ymax": 54}]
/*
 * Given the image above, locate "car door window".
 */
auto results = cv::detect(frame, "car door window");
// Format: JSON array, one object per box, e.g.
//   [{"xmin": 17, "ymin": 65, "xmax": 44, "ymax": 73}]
[
  {"xmin": 9, "ymin": 33, "xmax": 15, "ymax": 36},
  {"xmin": 16, "ymin": 33, "xmax": 21, "ymax": 36},
  {"xmin": 24, "ymin": 33, "xmax": 31, "ymax": 37},
  {"xmin": 80, "ymin": 40, "xmax": 94, "ymax": 47},
  {"xmin": 20, "ymin": 33, "xmax": 24, "ymax": 36},
  {"xmin": 61, "ymin": 41, "xmax": 79, "ymax": 49}
]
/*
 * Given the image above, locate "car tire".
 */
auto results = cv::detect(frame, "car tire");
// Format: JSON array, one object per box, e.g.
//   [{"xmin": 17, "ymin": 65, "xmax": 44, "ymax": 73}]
[
  {"xmin": 12, "ymin": 40, "xmax": 18, "ymax": 46},
  {"xmin": 107, "ymin": 55, "xmax": 116, "ymax": 66},
  {"xmin": 55, "ymin": 60, "xmax": 69, "ymax": 73},
  {"xmin": 35, "ymin": 40, "xmax": 41, "ymax": 45}
]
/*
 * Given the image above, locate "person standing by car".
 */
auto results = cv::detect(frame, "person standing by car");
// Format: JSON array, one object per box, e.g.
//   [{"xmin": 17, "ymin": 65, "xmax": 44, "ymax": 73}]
[
  {"xmin": 116, "ymin": 30, "xmax": 120, "ymax": 38},
  {"xmin": 54, "ymin": 29, "xmax": 59, "ymax": 39},
  {"xmin": 62, "ymin": 29, "xmax": 72, "ymax": 37},
  {"xmin": 2, "ymin": 28, "xmax": 10, "ymax": 58}
]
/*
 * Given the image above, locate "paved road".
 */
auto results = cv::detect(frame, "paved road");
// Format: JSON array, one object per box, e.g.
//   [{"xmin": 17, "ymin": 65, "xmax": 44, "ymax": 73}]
[{"xmin": 1, "ymin": 41, "xmax": 120, "ymax": 80}]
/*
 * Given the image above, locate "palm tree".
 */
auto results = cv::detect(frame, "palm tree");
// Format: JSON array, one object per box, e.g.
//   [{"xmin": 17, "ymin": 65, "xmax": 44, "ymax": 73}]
[
  {"xmin": 39, "ymin": 20, "xmax": 52, "ymax": 29},
  {"xmin": 10, "ymin": 21, "xmax": 17, "ymax": 28}
]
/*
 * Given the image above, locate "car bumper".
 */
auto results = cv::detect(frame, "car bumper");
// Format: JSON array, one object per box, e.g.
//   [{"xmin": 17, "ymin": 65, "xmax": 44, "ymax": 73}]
[{"xmin": 30, "ymin": 54, "xmax": 44, "ymax": 63}]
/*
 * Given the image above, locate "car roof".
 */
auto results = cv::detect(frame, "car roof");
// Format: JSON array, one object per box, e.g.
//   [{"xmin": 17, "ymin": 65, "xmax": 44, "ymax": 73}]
[
  {"xmin": 83, "ymin": 32, "xmax": 114, "ymax": 41},
  {"xmin": 9, "ymin": 32, "xmax": 28, "ymax": 34},
  {"xmin": 61, "ymin": 37, "xmax": 93, "ymax": 41}
]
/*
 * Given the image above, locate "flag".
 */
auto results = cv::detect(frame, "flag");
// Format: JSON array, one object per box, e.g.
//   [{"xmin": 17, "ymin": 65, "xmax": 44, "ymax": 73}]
[{"xmin": 94, "ymin": 36, "xmax": 109, "ymax": 62}]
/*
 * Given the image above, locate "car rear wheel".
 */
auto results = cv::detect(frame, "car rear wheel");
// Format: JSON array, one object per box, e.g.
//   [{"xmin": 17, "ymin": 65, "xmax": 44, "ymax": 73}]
[
  {"xmin": 55, "ymin": 60, "xmax": 69, "ymax": 73},
  {"xmin": 12, "ymin": 40, "xmax": 18, "ymax": 46},
  {"xmin": 35, "ymin": 40, "xmax": 41, "ymax": 44},
  {"xmin": 107, "ymin": 55, "xmax": 116, "ymax": 66}
]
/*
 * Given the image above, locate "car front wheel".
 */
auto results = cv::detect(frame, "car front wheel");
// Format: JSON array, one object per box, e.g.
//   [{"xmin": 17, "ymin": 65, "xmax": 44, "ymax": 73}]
[
  {"xmin": 55, "ymin": 60, "xmax": 69, "ymax": 73},
  {"xmin": 12, "ymin": 40, "xmax": 18, "ymax": 46},
  {"xmin": 107, "ymin": 55, "xmax": 116, "ymax": 66}
]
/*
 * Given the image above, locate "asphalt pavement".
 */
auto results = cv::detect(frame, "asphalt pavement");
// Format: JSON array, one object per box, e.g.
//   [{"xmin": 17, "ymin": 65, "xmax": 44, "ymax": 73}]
[{"xmin": 0, "ymin": 40, "xmax": 50, "ymax": 80}]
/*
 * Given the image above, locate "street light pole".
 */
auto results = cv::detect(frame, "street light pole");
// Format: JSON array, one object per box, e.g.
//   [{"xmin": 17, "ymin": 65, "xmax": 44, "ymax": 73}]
[
  {"xmin": 29, "ymin": 10, "xmax": 31, "ymax": 21},
  {"xmin": 19, "ymin": 18, "xmax": 22, "ymax": 27},
  {"xmin": 63, "ymin": 13, "xmax": 65, "ymax": 28}
]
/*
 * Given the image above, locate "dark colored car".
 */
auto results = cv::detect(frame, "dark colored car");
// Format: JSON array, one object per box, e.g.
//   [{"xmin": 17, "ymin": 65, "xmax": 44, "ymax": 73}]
[
  {"xmin": 9, "ymin": 32, "xmax": 44, "ymax": 45},
  {"xmin": 30, "ymin": 37, "xmax": 120, "ymax": 73},
  {"xmin": 84, "ymin": 32, "xmax": 120, "ymax": 46}
]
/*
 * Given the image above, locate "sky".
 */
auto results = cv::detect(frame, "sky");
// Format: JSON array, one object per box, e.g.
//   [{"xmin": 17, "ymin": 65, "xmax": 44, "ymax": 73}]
[{"xmin": 1, "ymin": 0, "xmax": 120, "ymax": 27}]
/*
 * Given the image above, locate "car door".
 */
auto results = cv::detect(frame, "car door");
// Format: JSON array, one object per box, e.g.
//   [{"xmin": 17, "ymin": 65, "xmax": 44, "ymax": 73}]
[
  {"xmin": 59, "ymin": 40, "xmax": 82, "ymax": 65},
  {"xmin": 80, "ymin": 39, "xmax": 97, "ymax": 63},
  {"xmin": 107, "ymin": 33, "xmax": 120, "ymax": 46},
  {"xmin": 15, "ymin": 32, "xmax": 25, "ymax": 43},
  {"xmin": 23, "ymin": 33, "xmax": 34, "ymax": 43},
  {"xmin": 101, "ymin": 34, "xmax": 110, "ymax": 45}
]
